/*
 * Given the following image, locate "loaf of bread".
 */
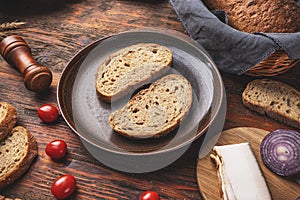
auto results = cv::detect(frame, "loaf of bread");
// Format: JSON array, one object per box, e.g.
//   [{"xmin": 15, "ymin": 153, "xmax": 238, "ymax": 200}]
[
  {"xmin": 108, "ymin": 74, "xmax": 193, "ymax": 139},
  {"xmin": 0, "ymin": 126, "xmax": 38, "ymax": 190},
  {"xmin": 202, "ymin": 0, "xmax": 300, "ymax": 33},
  {"xmin": 0, "ymin": 102, "xmax": 17, "ymax": 140},
  {"xmin": 96, "ymin": 43, "xmax": 172, "ymax": 103},
  {"xmin": 242, "ymin": 79, "xmax": 300, "ymax": 129}
]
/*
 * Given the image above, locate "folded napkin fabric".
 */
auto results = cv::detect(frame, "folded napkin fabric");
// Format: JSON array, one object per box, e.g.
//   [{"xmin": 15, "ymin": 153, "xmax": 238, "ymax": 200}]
[{"xmin": 170, "ymin": 0, "xmax": 300, "ymax": 75}]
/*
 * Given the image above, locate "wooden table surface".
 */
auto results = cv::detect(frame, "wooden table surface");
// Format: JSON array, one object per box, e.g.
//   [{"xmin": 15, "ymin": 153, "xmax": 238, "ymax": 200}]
[{"xmin": 0, "ymin": 1, "xmax": 299, "ymax": 199}]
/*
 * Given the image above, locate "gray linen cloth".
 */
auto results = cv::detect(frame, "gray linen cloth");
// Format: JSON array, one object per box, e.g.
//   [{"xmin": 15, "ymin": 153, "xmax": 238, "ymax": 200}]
[{"xmin": 170, "ymin": 0, "xmax": 300, "ymax": 74}]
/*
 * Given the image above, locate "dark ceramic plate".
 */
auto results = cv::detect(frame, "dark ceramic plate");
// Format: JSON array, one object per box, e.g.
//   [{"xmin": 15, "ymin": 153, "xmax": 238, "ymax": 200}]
[{"xmin": 57, "ymin": 28, "xmax": 225, "ymax": 173}]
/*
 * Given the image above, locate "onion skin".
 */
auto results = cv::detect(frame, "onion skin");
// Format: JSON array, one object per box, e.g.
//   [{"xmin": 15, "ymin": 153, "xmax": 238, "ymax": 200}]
[{"xmin": 260, "ymin": 129, "xmax": 300, "ymax": 177}]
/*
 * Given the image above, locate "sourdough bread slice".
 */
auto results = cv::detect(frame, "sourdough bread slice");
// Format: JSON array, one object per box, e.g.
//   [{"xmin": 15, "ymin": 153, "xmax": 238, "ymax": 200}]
[
  {"xmin": 96, "ymin": 43, "xmax": 172, "ymax": 103},
  {"xmin": 242, "ymin": 79, "xmax": 300, "ymax": 129},
  {"xmin": 0, "ymin": 102, "xmax": 17, "ymax": 141},
  {"xmin": 108, "ymin": 74, "xmax": 193, "ymax": 139},
  {"xmin": 0, "ymin": 126, "xmax": 38, "ymax": 190}
]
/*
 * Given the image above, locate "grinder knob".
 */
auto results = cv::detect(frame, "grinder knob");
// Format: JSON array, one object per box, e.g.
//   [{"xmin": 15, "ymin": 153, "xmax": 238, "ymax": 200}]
[{"xmin": 0, "ymin": 35, "xmax": 52, "ymax": 92}]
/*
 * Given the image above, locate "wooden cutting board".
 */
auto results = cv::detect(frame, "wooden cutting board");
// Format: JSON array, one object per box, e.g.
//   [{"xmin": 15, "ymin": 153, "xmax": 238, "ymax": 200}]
[{"xmin": 197, "ymin": 127, "xmax": 299, "ymax": 200}]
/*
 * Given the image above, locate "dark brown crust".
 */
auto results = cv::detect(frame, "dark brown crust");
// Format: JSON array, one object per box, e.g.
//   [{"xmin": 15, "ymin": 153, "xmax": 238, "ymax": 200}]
[
  {"xmin": 0, "ymin": 102, "xmax": 17, "ymax": 141},
  {"xmin": 0, "ymin": 126, "xmax": 38, "ymax": 190},
  {"xmin": 202, "ymin": 0, "xmax": 300, "ymax": 33},
  {"xmin": 242, "ymin": 79, "xmax": 300, "ymax": 129}
]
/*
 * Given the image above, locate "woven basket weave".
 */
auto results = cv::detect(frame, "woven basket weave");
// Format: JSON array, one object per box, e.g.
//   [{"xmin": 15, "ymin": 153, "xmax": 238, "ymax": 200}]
[{"xmin": 245, "ymin": 49, "xmax": 300, "ymax": 76}]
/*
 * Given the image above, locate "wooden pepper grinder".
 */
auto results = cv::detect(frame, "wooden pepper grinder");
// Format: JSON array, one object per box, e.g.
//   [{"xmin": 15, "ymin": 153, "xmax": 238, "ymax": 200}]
[{"xmin": 0, "ymin": 35, "xmax": 52, "ymax": 92}]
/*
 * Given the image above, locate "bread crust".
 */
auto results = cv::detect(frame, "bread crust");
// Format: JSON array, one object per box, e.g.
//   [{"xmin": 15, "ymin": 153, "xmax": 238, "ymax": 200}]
[
  {"xmin": 108, "ymin": 74, "xmax": 193, "ymax": 139},
  {"xmin": 95, "ymin": 43, "xmax": 172, "ymax": 103},
  {"xmin": 242, "ymin": 79, "xmax": 300, "ymax": 129},
  {"xmin": 202, "ymin": 0, "xmax": 300, "ymax": 33},
  {"xmin": 0, "ymin": 102, "xmax": 17, "ymax": 140},
  {"xmin": 0, "ymin": 126, "xmax": 38, "ymax": 190}
]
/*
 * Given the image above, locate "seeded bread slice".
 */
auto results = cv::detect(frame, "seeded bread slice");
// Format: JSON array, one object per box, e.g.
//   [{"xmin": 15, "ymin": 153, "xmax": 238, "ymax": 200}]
[
  {"xmin": 0, "ymin": 126, "xmax": 38, "ymax": 190},
  {"xmin": 242, "ymin": 79, "xmax": 300, "ymax": 129},
  {"xmin": 0, "ymin": 102, "xmax": 17, "ymax": 141},
  {"xmin": 108, "ymin": 74, "xmax": 193, "ymax": 139},
  {"xmin": 96, "ymin": 43, "xmax": 172, "ymax": 103}
]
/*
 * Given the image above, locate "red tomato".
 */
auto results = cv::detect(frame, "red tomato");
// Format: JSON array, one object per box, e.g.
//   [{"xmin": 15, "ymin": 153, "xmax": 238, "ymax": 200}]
[
  {"xmin": 45, "ymin": 140, "xmax": 67, "ymax": 159},
  {"xmin": 51, "ymin": 174, "xmax": 76, "ymax": 199},
  {"xmin": 38, "ymin": 104, "xmax": 59, "ymax": 123},
  {"xmin": 140, "ymin": 191, "xmax": 160, "ymax": 200}
]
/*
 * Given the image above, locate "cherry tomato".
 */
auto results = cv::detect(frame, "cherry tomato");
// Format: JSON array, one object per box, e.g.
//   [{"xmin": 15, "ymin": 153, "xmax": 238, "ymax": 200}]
[
  {"xmin": 38, "ymin": 104, "xmax": 59, "ymax": 123},
  {"xmin": 140, "ymin": 191, "xmax": 160, "ymax": 200},
  {"xmin": 51, "ymin": 174, "xmax": 76, "ymax": 199},
  {"xmin": 46, "ymin": 140, "xmax": 67, "ymax": 159}
]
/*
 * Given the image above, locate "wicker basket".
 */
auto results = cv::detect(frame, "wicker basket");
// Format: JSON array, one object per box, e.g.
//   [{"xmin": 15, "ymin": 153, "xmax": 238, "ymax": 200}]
[{"xmin": 245, "ymin": 49, "xmax": 300, "ymax": 76}]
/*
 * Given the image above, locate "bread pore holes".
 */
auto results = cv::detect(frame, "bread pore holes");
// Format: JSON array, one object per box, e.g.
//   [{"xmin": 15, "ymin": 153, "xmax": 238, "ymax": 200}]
[
  {"xmin": 270, "ymin": 101, "xmax": 277, "ymax": 106},
  {"xmin": 151, "ymin": 49, "xmax": 158, "ymax": 54},
  {"xmin": 287, "ymin": 98, "xmax": 291, "ymax": 107},
  {"xmin": 132, "ymin": 108, "xmax": 139, "ymax": 113}
]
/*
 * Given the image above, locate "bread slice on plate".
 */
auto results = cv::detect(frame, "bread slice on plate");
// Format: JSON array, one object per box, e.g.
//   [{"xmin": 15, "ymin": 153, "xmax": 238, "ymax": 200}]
[
  {"xmin": 0, "ymin": 126, "xmax": 38, "ymax": 190},
  {"xmin": 108, "ymin": 74, "xmax": 193, "ymax": 139},
  {"xmin": 242, "ymin": 79, "xmax": 300, "ymax": 129},
  {"xmin": 0, "ymin": 102, "xmax": 17, "ymax": 141},
  {"xmin": 96, "ymin": 43, "xmax": 172, "ymax": 103}
]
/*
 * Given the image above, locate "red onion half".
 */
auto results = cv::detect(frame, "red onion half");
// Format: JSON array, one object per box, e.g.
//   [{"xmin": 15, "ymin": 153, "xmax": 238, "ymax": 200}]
[{"xmin": 260, "ymin": 129, "xmax": 300, "ymax": 177}]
